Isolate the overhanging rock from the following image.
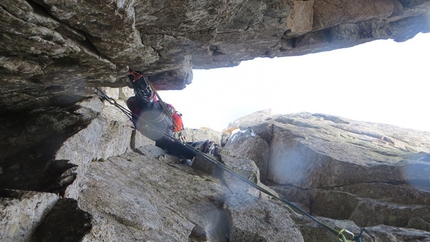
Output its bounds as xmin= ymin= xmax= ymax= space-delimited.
xmin=1 ymin=0 xmax=429 ymax=92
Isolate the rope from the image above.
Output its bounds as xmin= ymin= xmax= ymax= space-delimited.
xmin=94 ymin=87 xmax=365 ymax=242
xmin=179 ymin=141 xmax=362 ymax=242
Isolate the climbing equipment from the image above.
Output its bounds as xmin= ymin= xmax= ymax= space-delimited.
xmin=126 ymin=70 xmax=182 ymax=132
xmin=177 ymin=138 xmax=365 ymax=242
xmin=95 ymin=88 xmax=133 ymax=121
xmin=95 ymin=88 xmax=166 ymax=139
xmin=94 ymin=84 xmax=366 ymax=242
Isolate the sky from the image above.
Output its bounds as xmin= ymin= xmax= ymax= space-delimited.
xmin=159 ymin=33 xmax=430 ymax=132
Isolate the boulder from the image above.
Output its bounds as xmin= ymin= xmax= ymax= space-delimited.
xmin=77 ymin=149 xmax=306 ymax=241
xmin=226 ymin=110 xmax=430 ymax=239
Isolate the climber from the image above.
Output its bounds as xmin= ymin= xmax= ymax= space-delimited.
xmin=126 ymin=69 xmax=217 ymax=162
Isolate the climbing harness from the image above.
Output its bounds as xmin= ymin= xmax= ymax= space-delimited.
xmin=94 ymin=80 xmax=366 ymax=242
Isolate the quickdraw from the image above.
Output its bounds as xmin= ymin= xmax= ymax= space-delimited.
xmin=95 ymin=87 xmax=133 ymax=121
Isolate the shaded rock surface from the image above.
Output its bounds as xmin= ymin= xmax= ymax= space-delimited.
xmin=30 ymin=198 xmax=92 ymax=242
xmin=3 ymin=97 xmax=430 ymax=241
xmin=1 ymin=0 xmax=429 ymax=96
xmin=0 ymin=96 xmax=153 ymax=241
xmin=1 ymin=2 xmax=430 ymax=240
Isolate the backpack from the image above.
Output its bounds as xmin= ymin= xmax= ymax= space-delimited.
xmin=166 ymin=103 xmax=183 ymax=132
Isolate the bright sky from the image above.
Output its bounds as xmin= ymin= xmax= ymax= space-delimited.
xmin=159 ymin=33 xmax=430 ymax=132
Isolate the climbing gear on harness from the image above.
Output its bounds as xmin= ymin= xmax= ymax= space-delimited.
xmin=95 ymin=87 xmax=365 ymax=242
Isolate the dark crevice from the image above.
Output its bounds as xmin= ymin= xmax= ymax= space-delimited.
xmin=209 ymin=45 xmax=225 ymax=56
xmin=42 ymin=160 xmax=78 ymax=196
xmin=200 ymin=199 xmax=231 ymax=242
xmin=0 ymin=148 xmax=78 ymax=194
xmin=25 ymin=0 xmax=113 ymax=63
xmin=25 ymin=0 xmax=52 ymax=18
xmin=189 ymin=224 xmax=207 ymax=241
xmin=45 ymin=84 xmax=65 ymax=92
xmin=78 ymin=34 xmax=113 ymax=62
xmin=0 ymin=189 xmax=23 ymax=198
xmin=151 ymin=46 xmax=163 ymax=58
xmin=30 ymin=198 xmax=92 ymax=242
xmin=28 ymin=77 xmax=44 ymax=85
xmin=0 ymin=102 xmax=94 ymax=194
xmin=291 ymin=36 xmax=298 ymax=48
xmin=0 ymin=5 xmax=18 ymax=22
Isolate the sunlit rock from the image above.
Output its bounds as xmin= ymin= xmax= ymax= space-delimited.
xmin=1 ymin=0 xmax=430 ymax=240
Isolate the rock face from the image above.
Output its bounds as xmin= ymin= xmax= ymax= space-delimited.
xmin=2 ymin=1 xmax=430 ymax=241
xmin=3 ymin=100 xmax=430 ymax=241
xmin=228 ymin=111 xmax=430 ymax=234
xmin=1 ymin=0 xmax=429 ymax=94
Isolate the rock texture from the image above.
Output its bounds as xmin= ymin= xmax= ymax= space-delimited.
xmin=0 ymin=95 xmax=153 ymax=242
xmin=3 ymin=99 xmax=430 ymax=241
xmin=1 ymin=0 xmax=429 ymax=94
xmin=226 ymin=110 xmax=430 ymax=240
xmin=78 ymin=148 xmax=305 ymax=242
xmin=0 ymin=190 xmax=58 ymax=242
xmin=2 ymin=1 xmax=430 ymax=241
